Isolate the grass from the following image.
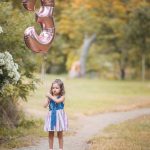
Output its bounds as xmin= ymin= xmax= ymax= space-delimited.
xmin=1 ymin=74 xmax=150 ymax=149
xmin=88 ymin=115 xmax=150 ymax=150
xmin=0 ymin=117 xmax=72 ymax=150
xmin=0 ymin=119 xmax=46 ymax=149
xmin=23 ymin=74 xmax=150 ymax=117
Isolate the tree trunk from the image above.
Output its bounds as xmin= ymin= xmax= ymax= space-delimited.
xmin=41 ymin=54 xmax=47 ymax=80
xmin=119 ymin=48 xmax=128 ymax=80
xmin=120 ymin=68 xmax=125 ymax=80
xmin=80 ymin=33 xmax=96 ymax=77
xmin=120 ymin=53 xmax=126 ymax=80
xmin=141 ymin=53 xmax=145 ymax=81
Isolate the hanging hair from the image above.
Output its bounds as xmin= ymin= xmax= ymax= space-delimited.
xmin=50 ymin=79 xmax=65 ymax=96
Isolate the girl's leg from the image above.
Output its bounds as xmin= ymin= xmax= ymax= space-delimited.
xmin=49 ymin=131 xmax=54 ymax=150
xmin=57 ymin=131 xmax=63 ymax=150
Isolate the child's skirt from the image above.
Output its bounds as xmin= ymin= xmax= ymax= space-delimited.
xmin=44 ymin=109 xmax=68 ymax=131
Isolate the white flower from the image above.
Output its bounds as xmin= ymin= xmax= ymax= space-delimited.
xmin=4 ymin=79 xmax=9 ymax=84
xmin=0 ymin=53 xmax=5 ymax=59
xmin=0 ymin=69 xmax=3 ymax=75
xmin=8 ymin=72 xmax=14 ymax=78
xmin=14 ymin=63 xmax=18 ymax=70
xmin=0 ymin=59 xmax=5 ymax=66
xmin=0 ymin=26 xmax=3 ymax=34
xmin=0 ymin=51 xmax=20 ymax=88
xmin=4 ymin=51 xmax=13 ymax=61
xmin=16 ymin=72 xmax=20 ymax=79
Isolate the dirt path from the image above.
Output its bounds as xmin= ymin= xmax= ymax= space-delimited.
xmin=15 ymin=108 xmax=150 ymax=150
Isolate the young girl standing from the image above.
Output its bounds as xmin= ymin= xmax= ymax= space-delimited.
xmin=44 ymin=79 xmax=68 ymax=150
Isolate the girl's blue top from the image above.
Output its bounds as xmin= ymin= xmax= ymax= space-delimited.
xmin=48 ymin=97 xmax=64 ymax=130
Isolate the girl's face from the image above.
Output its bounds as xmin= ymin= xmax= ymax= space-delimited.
xmin=52 ymin=83 xmax=61 ymax=96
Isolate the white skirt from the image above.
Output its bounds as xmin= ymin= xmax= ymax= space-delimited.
xmin=44 ymin=109 xmax=68 ymax=131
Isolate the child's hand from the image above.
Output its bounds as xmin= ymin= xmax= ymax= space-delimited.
xmin=46 ymin=93 xmax=53 ymax=99
xmin=46 ymin=93 xmax=50 ymax=98
xmin=46 ymin=93 xmax=51 ymax=97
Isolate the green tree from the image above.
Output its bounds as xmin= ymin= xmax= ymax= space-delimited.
xmin=0 ymin=1 xmax=38 ymax=127
xmin=57 ymin=0 xmax=101 ymax=76
xmin=126 ymin=2 xmax=150 ymax=80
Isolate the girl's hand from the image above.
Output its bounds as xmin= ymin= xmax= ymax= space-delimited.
xmin=46 ymin=93 xmax=49 ymax=98
xmin=46 ymin=93 xmax=53 ymax=99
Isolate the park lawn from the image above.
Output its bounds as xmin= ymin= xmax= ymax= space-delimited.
xmin=22 ymin=74 xmax=150 ymax=117
xmin=88 ymin=115 xmax=150 ymax=150
xmin=1 ymin=74 xmax=150 ymax=149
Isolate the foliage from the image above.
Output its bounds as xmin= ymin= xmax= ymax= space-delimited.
xmin=1 ymin=0 xmax=149 ymax=79
xmin=0 ymin=118 xmax=44 ymax=149
xmin=0 ymin=0 xmax=150 ymax=76
xmin=0 ymin=1 xmax=39 ymax=128
xmin=0 ymin=51 xmax=20 ymax=89
xmin=127 ymin=3 xmax=150 ymax=50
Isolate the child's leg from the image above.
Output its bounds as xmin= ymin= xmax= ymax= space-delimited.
xmin=57 ymin=131 xmax=63 ymax=150
xmin=49 ymin=131 xmax=54 ymax=149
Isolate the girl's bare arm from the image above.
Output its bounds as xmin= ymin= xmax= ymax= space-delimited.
xmin=46 ymin=94 xmax=65 ymax=104
xmin=53 ymin=95 xmax=65 ymax=103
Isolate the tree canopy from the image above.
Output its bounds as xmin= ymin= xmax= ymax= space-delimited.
xmin=0 ymin=0 xmax=150 ymax=79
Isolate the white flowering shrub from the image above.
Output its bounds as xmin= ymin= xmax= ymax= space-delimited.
xmin=0 ymin=26 xmax=3 ymax=34
xmin=0 ymin=51 xmax=20 ymax=89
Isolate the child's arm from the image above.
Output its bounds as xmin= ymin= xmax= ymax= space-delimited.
xmin=47 ymin=94 xmax=65 ymax=103
xmin=43 ymin=97 xmax=50 ymax=108
xmin=53 ymin=96 xmax=65 ymax=103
